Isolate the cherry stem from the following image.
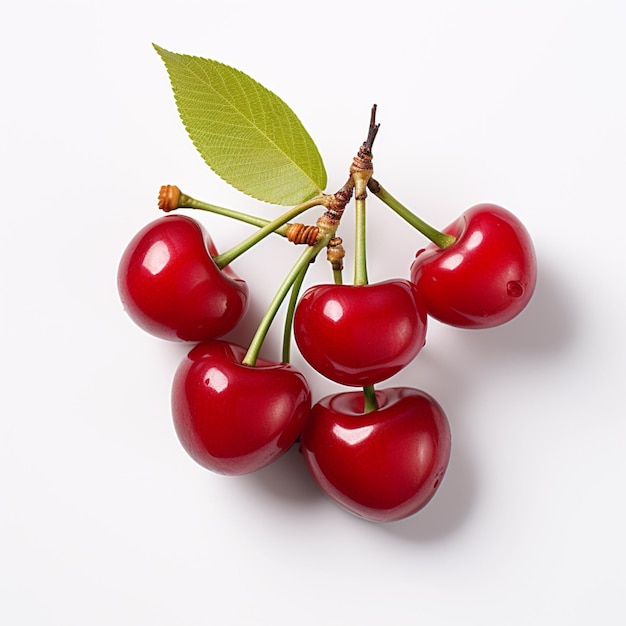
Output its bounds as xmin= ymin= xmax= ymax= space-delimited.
xmin=243 ymin=236 xmax=331 ymax=367
xmin=353 ymin=196 xmax=369 ymax=286
xmin=214 ymin=195 xmax=328 ymax=269
xmin=367 ymin=179 xmax=456 ymax=249
xmin=281 ymin=265 xmax=309 ymax=364
xmin=350 ymin=107 xmax=377 ymax=285
xmin=177 ymin=191 xmax=290 ymax=235
xmin=332 ymin=268 xmax=343 ymax=285
xmin=363 ymin=385 xmax=379 ymax=413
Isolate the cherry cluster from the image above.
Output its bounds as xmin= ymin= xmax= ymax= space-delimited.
xmin=117 ymin=116 xmax=536 ymax=523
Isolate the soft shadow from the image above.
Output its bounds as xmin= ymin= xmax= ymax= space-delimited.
xmin=222 ymin=297 xmax=271 ymax=352
xmin=455 ymin=259 xmax=576 ymax=358
xmin=381 ymin=442 xmax=478 ymax=541
xmin=246 ymin=444 xmax=325 ymax=506
xmin=157 ymin=337 xmax=196 ymax=363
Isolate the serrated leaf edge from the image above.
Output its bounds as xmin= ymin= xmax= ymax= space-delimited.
xmin=153 ymin=44 xmax=327 ymax=205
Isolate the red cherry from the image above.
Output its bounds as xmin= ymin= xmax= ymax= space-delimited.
xmin=410 ymin=204 xmax=536 ymax=328
xmin=117 ymin=215 xmax=248 ymax=341
xmin=300 ymin=387 xmax=451 ymax=522
xmin=293 ymin=279 xmax=427 ymax=386
xmin=171 ymin=340 xmax=312 ymax=475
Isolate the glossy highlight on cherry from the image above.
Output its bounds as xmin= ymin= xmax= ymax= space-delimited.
xmin=294 ymin=279 xmax=428 ymax=386
xmin=117 ymin=215 xmax=248 ymax=341
xmin=300 ymin=387 xmax=451 ymax=522
xmin=410 ymin=204 xmax=537 ymax=328
xmin=171 ymin=340 xmax=311 ymax=475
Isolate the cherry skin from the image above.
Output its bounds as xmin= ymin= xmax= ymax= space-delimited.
xmin=300 ymin=387 xmax=451 ymax=522
xmin=410 ymin=204 xmax=537 ymax=328
xmin=293 ymin=279 xmax=427 ymax=387
xmin=171 ymin=340 xmax=312 ymax=475
xmin=117 ymin=215 xmax=248 ymax=341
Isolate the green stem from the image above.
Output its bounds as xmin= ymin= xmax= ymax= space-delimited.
xmin=243 ymin=236 xmax=330 ymax=367
xmin=179 ymin=192 xmax=289 ymax=235
xmin=332 ymin=268 xmax=343 ymax=285
xmin=363 ymin=385 xmax=379 ymax=413
xmin=354 ymin=185 xmax=378 ymax=413
xmin=281 ymin=264 xmax=309 ymax=364
xmin=368 ymin=179 xmax=456 ymax=249
xmin=354 ymin=197 xmax=369 ymax=286
xmin=214 ymin=195 xmax=327 ymax=269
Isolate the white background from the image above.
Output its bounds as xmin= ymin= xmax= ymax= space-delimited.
xmin=2 ymin=1 xmax=625 ymax=624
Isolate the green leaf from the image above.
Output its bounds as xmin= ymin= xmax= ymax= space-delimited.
xmin=154 ymin=45 xmax=327 ymax=206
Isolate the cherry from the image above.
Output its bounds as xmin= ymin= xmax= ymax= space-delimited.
xmin=171 ymin=340 xmax=312 ymax=475
xmin=293 ymin=279 xmax=427 ymax=387
xmin=117 ymin=215 xmax=248 ymax=341
xmin=300 ymin=387 xmax=451 ymax=522
xmin=409 ymin=204 xmax=536 ymax=328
